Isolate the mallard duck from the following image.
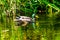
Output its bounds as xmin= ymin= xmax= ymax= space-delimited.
xmin=14 ymin=16 xmax=35 ymax=26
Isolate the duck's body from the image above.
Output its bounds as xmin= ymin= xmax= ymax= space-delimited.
xmin=14 ymin=16 xmax=35 ymax=26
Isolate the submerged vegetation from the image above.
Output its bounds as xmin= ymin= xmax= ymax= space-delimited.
xmin=0 ymin=0 xmax=60 ymax=40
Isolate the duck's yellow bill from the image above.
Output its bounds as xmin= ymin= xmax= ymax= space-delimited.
xmin=35 ymin=15 xmax=39 ymax=18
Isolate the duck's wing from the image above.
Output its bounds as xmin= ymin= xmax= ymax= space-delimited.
xmin=22 ymin=21 xmax=28 ymax=26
